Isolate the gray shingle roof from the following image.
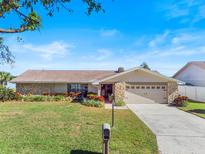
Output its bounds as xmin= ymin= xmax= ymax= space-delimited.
xmin=11 ymin=70 xmax=116 ymax=83
xmin=173 ymin=61 xmax=205 ymax=78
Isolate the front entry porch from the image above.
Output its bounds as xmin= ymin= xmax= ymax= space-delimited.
xmin=100 ymin=84 xmax=113 ymax=103
xmin=96 ymin=82 xmax=126 ymax=103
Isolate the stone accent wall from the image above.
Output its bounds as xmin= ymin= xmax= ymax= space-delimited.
xmin=167 ymin=82 xmax=179 ymax=104
xmin=114 ymin=82 xmax=125 ymax=102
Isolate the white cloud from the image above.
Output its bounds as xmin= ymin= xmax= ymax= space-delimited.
xmin=100 ymin=29 xmax=119 ymax=37
xmin=164 ymin=0 xmax=205 ymax=23
xmin=149 ymin=46 xmax=205 ymax=57
xmin=4 ymin=28 xmax=205 ymax=77
xmin=152 ymin=30 xmax=205 ymax=56
xmin=171 ymin=33 xmax=203 ymax=45
xmin=13 ymin=41 xmax=74 ymax=60
xmin=148 ymin=31 xmax=169 ymax=48
xmin=125 ymin=29 xmax=205 ymax=75
xmin=165 ymin=2 xmax=189 ymax=19
xmin=81 ymin=48 xmax=112 ymax=62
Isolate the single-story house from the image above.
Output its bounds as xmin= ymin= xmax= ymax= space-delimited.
xmin=11 ymin=67 xmax=178 ymax=104
xmin=173 ymin=61 xmax=205 ymax=87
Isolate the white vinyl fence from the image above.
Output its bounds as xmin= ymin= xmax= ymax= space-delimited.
xmin=178 ymin=85 xmax=205 ymax=102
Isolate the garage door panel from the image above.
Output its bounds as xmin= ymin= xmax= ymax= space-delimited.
xmin=126 ymin=83 xmax=167 ymax=104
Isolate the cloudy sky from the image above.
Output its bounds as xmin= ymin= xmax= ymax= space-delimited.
xmin=1 ymin=0 xmax=205 ymax=76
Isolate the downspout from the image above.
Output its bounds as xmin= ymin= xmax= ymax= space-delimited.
xmin=167 ymin=82 xmax=169 ymax=104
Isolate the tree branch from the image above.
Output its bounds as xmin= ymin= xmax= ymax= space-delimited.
xmin=12 ymin=5 xmax=40 ymax=24
xmin=3 ymin=0 xmax=40 ymax=24
xmin=0 ymin=1 xmax=40 ymax=34
xmin=0 ymin=26 xmax=27 ymax=33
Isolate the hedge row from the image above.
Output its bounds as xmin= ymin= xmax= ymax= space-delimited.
xmin=0 ymin=86 xmax=72 ymax=102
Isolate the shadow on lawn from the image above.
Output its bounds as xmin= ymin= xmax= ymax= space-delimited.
xmin=70 ymin=150 xmax=101 ymax=154
xmin=189 ymin=109 xmax=205 ymax=114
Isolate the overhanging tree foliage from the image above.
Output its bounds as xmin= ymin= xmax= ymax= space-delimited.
xmin=0 ymin=38 xmax=14 ymax=64
xmin=0 ymin=0 xmax=103 ymax=64
xmin=140 ymin=62 xmax=151 ymax=70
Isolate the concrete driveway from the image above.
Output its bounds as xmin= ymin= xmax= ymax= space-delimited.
xmin=127 ymin=104 xmax=205 ymax=154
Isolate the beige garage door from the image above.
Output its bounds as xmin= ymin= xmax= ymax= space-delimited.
xmin=125 ymin=83 xmax=167 ymax=104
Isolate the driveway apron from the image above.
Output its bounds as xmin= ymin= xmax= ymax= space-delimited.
xmin=127 ymin=104 xmax=205 ymax=154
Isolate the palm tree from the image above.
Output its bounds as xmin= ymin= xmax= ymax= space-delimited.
xmin=0 ymin=72 xmax=14 ymax=86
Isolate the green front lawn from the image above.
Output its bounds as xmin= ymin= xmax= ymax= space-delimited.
xmin=0 ymin=102 xmax=157 ymax=154
xmin=179 ymin=101 xmax=205 ymax=118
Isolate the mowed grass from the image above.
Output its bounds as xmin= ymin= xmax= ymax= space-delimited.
xmin=0 ymin=102 xmax=157 ymax=154
xmin=179 ymin=101 xmax=205 ymax=118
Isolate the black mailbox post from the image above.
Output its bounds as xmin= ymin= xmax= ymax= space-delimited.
xmin=102 ymin=123 xmax=111 ymax=154
xmin=112 ymin=99 xmax=115 ymax=127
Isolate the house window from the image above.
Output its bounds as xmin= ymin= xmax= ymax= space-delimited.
xmin=157 ymin=86 xmax=160 ymax=89
xmin=131 ymin=86 xmax=135 ymax=89
xmin=126 ymin=86 xmax=130 ymax=89
xmin=67 ymin=83 xmax=88 ymax=93
xmin=161 ymin=86 xmax=166 ymax=89
xmin=151 ymin=86 xmax=155 ymax=89
xmin=146 ymin=86 xmax=150 ymax=89
xmin=141 ymin=86 xmax=145 ymax=89
xmin=136 ymin=86 xmax=140 ymax=89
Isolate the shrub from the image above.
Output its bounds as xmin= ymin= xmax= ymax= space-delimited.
xmin=87 ymin=92 xmax=97 ymax=96
xmin=33 ymin=95 xmax=47 ymax=102
xmin=0 ymin=86 xmax=16 ymax=101
xmin=82 ymin=99 xmax=104 ymax=108
xmin=45 ymin=96 xmax=54 ymax=102
xmin=65 ymin=96 xmax=73 ymax=102
xmin=53 ymin=93 xmax=65 ymax=96
xmin=21 ymin=95 xmax=46 ymax=102
xmin=21 ymin=95 xmax=30 ymax=102
xmin=67 ymin=92 xmax=81 ymax=98
xmin=0 ymin=86 xmax=73 ymax=103
xmin=97 ymin=96 xmax=105 ymax=102
xmin=87 ymin=95 xmax=105 ymax=102
xmin=42 ymin=92 xmax=49 ymax=96
xmin=53 ymin=95 xmax=65 ymax=101
xmin=173 ymin=96 xmax=188 ymax=107
xmin=21 ymin=95 xmax=72 ymax=102
xmin=15 ymin=92 xmax=23 ymax=101
xmin=115 ymin=100 xmax=126 ymax=106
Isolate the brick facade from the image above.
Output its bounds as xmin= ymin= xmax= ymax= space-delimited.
xmin=16 ymin=83 xmax=55 ymax=95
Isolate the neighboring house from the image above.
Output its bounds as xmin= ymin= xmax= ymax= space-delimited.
xmin=173 ymin=61 xmax=205 ymax=87
xmin=11 ymin=67 xmax=178 ymax=104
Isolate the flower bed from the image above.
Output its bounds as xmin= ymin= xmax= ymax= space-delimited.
xmin=80 ymin=94 xmax=105 ymax=108
xmin=172 ymin=95 xmax=188 ymax=107
xmin=87 ymin=95 xmax=105 ymax=102
xmin=1 ymin=87 xmax=103 ymax=107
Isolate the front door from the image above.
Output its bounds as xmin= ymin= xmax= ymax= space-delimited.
xmin=101 ymin=84 xmax=113 ymax=99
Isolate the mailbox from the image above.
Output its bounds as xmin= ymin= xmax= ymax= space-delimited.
xmin=102 ymin=123 xmax=111 ymax=140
